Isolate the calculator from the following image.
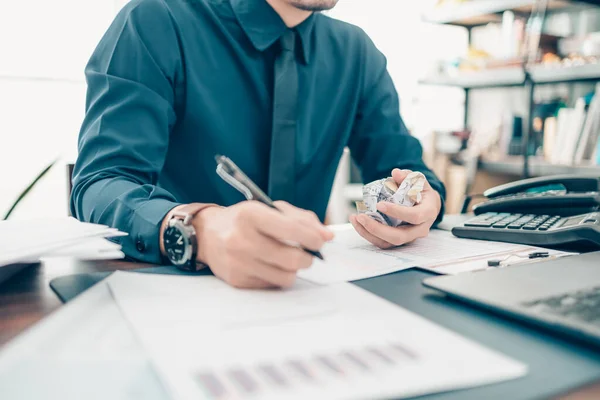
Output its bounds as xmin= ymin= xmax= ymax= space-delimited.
xmin=452 ymin=212 xmax=600 ymax=249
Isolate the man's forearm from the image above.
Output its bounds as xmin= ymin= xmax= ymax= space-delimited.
xmin=71 ymin=176 xmax=181 ymax=264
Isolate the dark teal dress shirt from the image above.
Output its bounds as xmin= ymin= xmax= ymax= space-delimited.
xmin=71 ymin=0 xmax=446 ymax=264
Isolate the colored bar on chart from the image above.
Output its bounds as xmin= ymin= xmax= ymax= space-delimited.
xmin=316 ymin=355 xmax=345 ymax=375
xmin=195 ymin=372 xmax=229 ymax=399
xmin=228 ymin=368 xmax=259 ymax=394
xmin=258 ymin=364 xmax=289 ymax=388
xmin=341 ymin=351 xmax=371 ymax=371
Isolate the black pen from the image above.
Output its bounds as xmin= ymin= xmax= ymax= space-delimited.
xmin=215 ymin=154 xmax=324 ymax=261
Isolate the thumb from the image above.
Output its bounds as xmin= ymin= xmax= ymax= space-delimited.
xmin=391 ymin=168 xmax=412 ymax=185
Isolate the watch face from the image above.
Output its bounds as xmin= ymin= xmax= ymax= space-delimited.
xmin=164 ymin=224 xmax=189 ymax=265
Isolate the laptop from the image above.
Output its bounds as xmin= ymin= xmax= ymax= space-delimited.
xmin=423 ymin=251 xmax=600 ymax=347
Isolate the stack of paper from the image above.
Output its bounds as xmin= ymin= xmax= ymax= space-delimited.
xmin=0 ymin=217 xmax=127 ymax=268
xmin=105 ymin=271 xmax=527 ymax=400
xmin=0 ymin=223 xmax=533 ymax=399
xmin=0 ymin=271 xmax=527 ymax=400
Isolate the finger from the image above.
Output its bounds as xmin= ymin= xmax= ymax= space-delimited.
xmin=393 ymin=169 xmax=434 ymax=191
xmin=215 ymin=269 xmax=275 ymax=290
xmin=244 ymin=276 xmax=278 ymax=289
xmin=357 ymin=214 xmax=429 ymax=247
xmin=274 ymin=201 xmax=333 ymax=241
xmin=247 ymin=259 xmax=298 ymax=288
xmin=376 ymin=202 xmax=435 ymax=225
xmin=350 ymin=215 xmax=394 ymax=249
xmin=249 ymin=205 xmax=326 ymax=251
xmin=391 ymin=168 xmax=412 ymax=185
xmin=253 ymin=233 xmax=314 ymax=272
xmin=274 ymin=201 xmax=334 ymax=241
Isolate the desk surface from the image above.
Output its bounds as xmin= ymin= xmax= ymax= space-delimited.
xmin=2 ymin=259 xmax=600 ymax=400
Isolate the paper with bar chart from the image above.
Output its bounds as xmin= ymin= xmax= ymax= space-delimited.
xmin=107 ymin=271 xmax=527 ymax=400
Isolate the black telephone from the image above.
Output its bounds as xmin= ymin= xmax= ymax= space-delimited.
xmin=453 ymin=175 xmax=600 ymax=249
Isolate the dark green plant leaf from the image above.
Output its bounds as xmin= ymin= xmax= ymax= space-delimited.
xmin=3 ymin=159 xmax=59 ymax=220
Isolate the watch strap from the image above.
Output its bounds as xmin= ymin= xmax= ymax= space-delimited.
xmin=170 ymin=203 xmax=217 ymax=226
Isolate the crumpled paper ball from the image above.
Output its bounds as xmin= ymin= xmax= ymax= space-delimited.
xmin=355 ymin=171 xmax=426 ymax=227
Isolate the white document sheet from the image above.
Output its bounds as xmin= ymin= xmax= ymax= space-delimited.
xmin=0 ymin=217 xmax=126 ymax=267
xmin=0 ymin=279 xmax=168 ymax=400
xmin=421 ymin=247 xmax=576 ymax=274
xmin=107 ymin=271 xmax=527 ymax=400
xmin=298 ymin=225 xmax=529 ymax=284
xmin=41 ymin=237 xmax=125 ymax=260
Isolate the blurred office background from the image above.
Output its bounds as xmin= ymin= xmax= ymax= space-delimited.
xmin=2 ymin=0 xmax=600 ymax=224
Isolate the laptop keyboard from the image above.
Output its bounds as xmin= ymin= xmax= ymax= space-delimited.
xmin=522 ymin=287 xmax=600 ymax=328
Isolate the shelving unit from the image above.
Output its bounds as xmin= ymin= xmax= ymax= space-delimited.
xmin=529 ymin=62 xmax=600 ymax=83
xmin=420 ymin=67 xmax=526 ymax=88
xmin=423 ymin=0 xmax=600 ymax=27
xmin=420 ymin=63 xmax=600 ymax=87
xmin=421 ymin=0 xmax=600 ymax=179
xmin=479 ymin=156 xmax=600 ymax=176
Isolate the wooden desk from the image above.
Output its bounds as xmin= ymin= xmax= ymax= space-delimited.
xmin=0 ymin=258 xmax=144 ymax=346
xmin=1 ymin=258 xmax=600 ymax=399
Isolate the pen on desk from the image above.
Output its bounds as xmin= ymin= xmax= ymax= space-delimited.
xmin=215 ymin=154 xmax=325 ymax=261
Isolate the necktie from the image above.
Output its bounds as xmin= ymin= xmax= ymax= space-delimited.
xmin=268 ymin=29 xmax=298 ymax=203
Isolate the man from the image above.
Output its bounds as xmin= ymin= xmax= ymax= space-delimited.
xmin=71 ymin=0 xmax=446 ymax=289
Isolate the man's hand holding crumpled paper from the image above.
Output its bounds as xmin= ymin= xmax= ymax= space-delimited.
xmin=350 ymin=168 xmax=442 ymax=249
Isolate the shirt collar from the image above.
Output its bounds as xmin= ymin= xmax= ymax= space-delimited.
xmin=230 ymin=0 xmax=315 ymax=64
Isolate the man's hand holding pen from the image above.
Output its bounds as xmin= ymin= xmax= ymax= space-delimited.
xmin=194 ymin=201 xmax=333 ymax=289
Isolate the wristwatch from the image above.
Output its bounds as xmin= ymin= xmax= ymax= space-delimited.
xmin=162 ymin=204 xmax=214 ymax=271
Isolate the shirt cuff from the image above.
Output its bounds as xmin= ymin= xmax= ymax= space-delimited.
xmin=428 ymin=180 xmax=446 ymax=227
xmin=120 ymin=199 xmax=181 ymax=264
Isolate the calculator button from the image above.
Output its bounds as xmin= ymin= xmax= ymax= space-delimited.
xmin=493 ymin=223 xmax=509 ymax=228
xmin=538 ymin=226 xmax=550 ymax=231
xmin=465 ymin=221 xmax=494 ymax=227
xmin=523 ymin=225 xmax=537 ymax=230
xmin=508 ymin=218 xmax=533 ymax=229
xmin=480 ymin=212 xmax=498 ymax=219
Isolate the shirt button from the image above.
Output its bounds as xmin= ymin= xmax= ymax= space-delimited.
xmin=136 ymin=239 xmax=145 ymax=252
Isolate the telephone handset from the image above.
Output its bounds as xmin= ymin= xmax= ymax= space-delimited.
xmin=466 ymin=175 xmax=600 ymax=217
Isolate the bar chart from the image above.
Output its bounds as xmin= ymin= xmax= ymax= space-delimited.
xmin=193 ymin=341 xmax=419 ymax=399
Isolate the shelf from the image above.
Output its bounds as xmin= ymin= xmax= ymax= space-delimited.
xmin=479 ymin=157 xmax=600 ymax=176
xmin=529 ymin=62 xmax=600 ymax=83
xmin=423 ymin=0 xmax=599 ymax=27
xmin=420 ymin=63 xmax=600 ymax=88
xmin=420 ymin=67 xmax=525 ymax=88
